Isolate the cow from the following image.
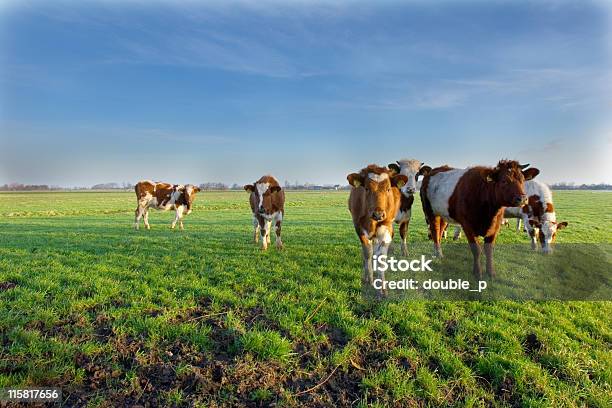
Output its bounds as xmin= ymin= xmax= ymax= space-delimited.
xmin=244 ymin=175 xmax=285 ymax=250
xmin=501 ymin=207 xmax=525 ymax=232
xmin=504 ymin=179 xmax=568 ymax=253
xmin=134 ymin=181 xmax=201 ymax=230
xmin=347 ymin=164 xmax=408 ymax=296
xmin=387 ymin=159 xmax=431 ymax=256
xmin=420 ymin=160 xmax=539 ymax=278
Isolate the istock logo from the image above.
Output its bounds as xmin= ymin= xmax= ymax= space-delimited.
xmin=372 ymin=255 xmax=433 ymax=272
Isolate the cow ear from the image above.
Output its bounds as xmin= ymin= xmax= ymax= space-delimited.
xmin=522 ymin=168 xmax=540 ymax=180
xmin=270 ymin=186 xmax=282 ymax=193
xmin=347 ymin=173 xmax=363 ymax=188
xmin=388 ymin=163 xmax=401 ymax=175
xmin=244 ymin=184 xmax=255 ymax=192
xmin=418 ymin=165 xmax=432 ymax=176
xmin=392 ymin=175 xmax=408 ymax=188
xmin=557 ymin=221 xmax=568 ymax=230
xmin=193 ymin=186 xmax=201 ymax=193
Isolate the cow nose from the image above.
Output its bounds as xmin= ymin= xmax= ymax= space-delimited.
xmin=371 ymin=210 xmax=385 ymax=221
xmin=258 ymin=207 xmax=265 ymax=214
xmin=514 ymin=195 xmax=527 ymax=206
xmin=406 ymin=188 xmax=416 ymax=194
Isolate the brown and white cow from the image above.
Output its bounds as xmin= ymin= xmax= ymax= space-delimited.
xmin=420 ymin=160 xmax=539 ymax=278
xmin=134 ymin=181 xmax=201 ymax=230
xmin=505 ymin=179 xmax=568 ymax=253
xmin=347 ymin=164 xmax=408 ymax=295
xmin=244 ymin=175 xmax=285 ymax=250
xmin=387 ymin=159 xmax=431 ymax=256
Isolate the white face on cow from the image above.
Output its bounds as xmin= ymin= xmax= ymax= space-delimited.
xmin=539 ymin=220 xmax=568 ymax=254
xmin=181 ymin=184 xmax=201 ymax=214
xmin=389 ymin=159 xmax=426 ymax=197
xmin=531 ymin=215 xmax=568 ymax=254
xmin=540 ymin=221 xmax=556 ymax=253
xmin=256 ymin=182 xmax=270 ymax=214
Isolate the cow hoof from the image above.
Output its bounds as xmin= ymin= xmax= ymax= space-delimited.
xmin=276 ymin=243 xmax=284 ymax=250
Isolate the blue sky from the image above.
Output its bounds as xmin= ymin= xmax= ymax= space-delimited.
xmin=1 ymin=0 xmax=610 ymax=186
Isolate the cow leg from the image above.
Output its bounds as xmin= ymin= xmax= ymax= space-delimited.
xmin=430 ymin=216 xmax=443 ymax=257
xmin=516 ymin=217 xmax=522 ymax=232
xmin=171 ymin=206 xmax=185 ymax=229
xmin=134 ymin=206 xmax=144 ymax=230
xmin=527 ymin=224 xmax=538 ymax=250
xmin=258 ymin=217 xmax=269 ymax=250
xmin=399 ymin=221 xmax=409 ymax=256
xmin=143 ymin=209 xmax=151 ymax=230
xmin=453 ymin=226 xmax=462 ymax=240
xmin=463 ymin=229 xmax=482 ymax=279
xmin=483 ymin=235 xmax=496 ymax=278
xmin=374 ymin=225 xmax=393 ymax=297
xmin=274 ymin=213 xmax=283 ymax=249
xmin=440 ymin=220 xmax=448 ymax=242
xmin=266 ymin=220 xmax=272 ymax=245
xmin=359 ymin=234 xmax=373 ymax=285
xmin=252 ymin=216 xmax=260 ymax=243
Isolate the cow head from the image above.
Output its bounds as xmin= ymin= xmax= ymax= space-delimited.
xmin=347 ymin=164 xmax=408 ymax=221
xmin=487 ymin=160 xmax=539 ymax=207
xmin=388 ymin=159 xmax=432 ymax=196
xmin=182 ymin=184 xmax=201 ymax=214
xmin=244 ymin=182 xmax=282 ymax=215
xmin=529 ymin=219 xmax=568 ymax=254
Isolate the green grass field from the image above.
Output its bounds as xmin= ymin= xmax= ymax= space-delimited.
xmin=0 ymin=190 xmax=610 ymax=407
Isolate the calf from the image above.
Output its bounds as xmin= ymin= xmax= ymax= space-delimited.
xmin=134 ymin=181 xmax=201 ymax=230
xmin=387 ymin=159 xmax=431 ymax=256
xmin=420 ymin=160 xmax=539 ymax=278
xmin=347 ymin=164 xmax=408 ymax=296
xmin=512 ymin=180 xmax=568 ymax=253
xmin=244 ymin=175 xmax=285 ymax=250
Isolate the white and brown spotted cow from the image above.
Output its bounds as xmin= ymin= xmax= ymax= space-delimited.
xmin=348 ymin=164 xmax=408 ymax=296
xmin=244 ymin=175 xmax=285 ymax=250
xmin=387 ymin=159 xmax=431 ymax=256
xmin=505 ymin=179 xmax=568 ymax=253
xmin=134 ymin=181 xmax=201 ymax=230
xmin=420 ymin=161 xmax=539 ymax=278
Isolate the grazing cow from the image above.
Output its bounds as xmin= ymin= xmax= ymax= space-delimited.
xmin=387 ymin=159 xmax=431 ymax=256
xmin=347 ymin=164 xmax=408 ymax=296
xmin=512 ymin=180 xmax=568 ymax=253
xmin=134 ymin=181 xmax=201 ymax=230
xmin=420 ymin=160 xmax=539 ymax=278
xmin=244 ymin=175 xmax=285 ymax=250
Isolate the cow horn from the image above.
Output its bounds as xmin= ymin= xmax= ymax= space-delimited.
xmin=519 ymin=163 xmax=530 ymax=169
xmin=396 ymin=161 xmax=401 ymax=165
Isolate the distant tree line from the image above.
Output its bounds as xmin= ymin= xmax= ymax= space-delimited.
xmin=3 ymin=181 xmax=609 ymax=192
xmin=90 ymin=182 xmax=134 ymax=190
xmin=550 ymin=182 xmax=612 ymax=191
xmin=0 ymin=183 xmax=62 ymax=191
